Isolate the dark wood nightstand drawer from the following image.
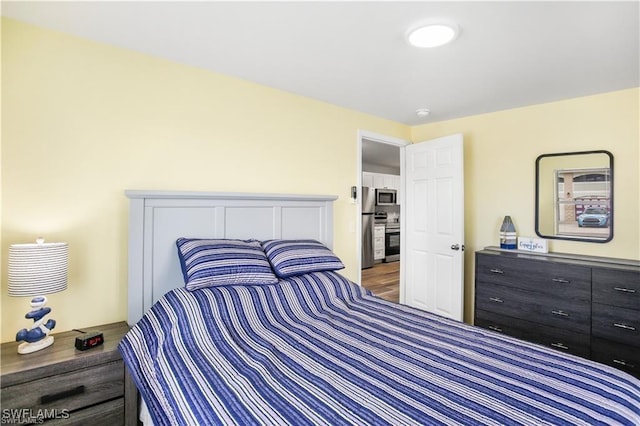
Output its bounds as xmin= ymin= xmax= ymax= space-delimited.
xmin=2 ymin=360 xmax=124 ymax=412
xmin=591 ymin=337 xmax=640 ymax=378
xmin=592 ymin=268 xmax=640 ymax=310
xmin=47 ymin=397 xmax=125 ymax=426
xmin=476 ymin=253 xmax=591 ymax=298
xmin=475 ymin=282 xmax=590 ymax=333
xmin=592 ymin=303 xmax=640 ymax=347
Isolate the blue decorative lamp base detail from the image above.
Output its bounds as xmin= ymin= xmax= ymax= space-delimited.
xmin=16 ymin=296 xmax=57 ymax=355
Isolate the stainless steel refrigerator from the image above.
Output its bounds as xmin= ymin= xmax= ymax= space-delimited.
xmin=361 ymin=186 xmax=375 ymax=269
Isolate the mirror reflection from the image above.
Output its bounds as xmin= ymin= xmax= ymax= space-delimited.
xmin=536 ymin=151 xmax=613 ymax=243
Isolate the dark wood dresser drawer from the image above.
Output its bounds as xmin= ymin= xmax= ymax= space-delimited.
xmin=474 ymin=248 xmax=640 ymax=377
xmin=476 ymin=282 xmax=590 ymax=333
xmin=476 ymin=310 xmax=590 ymax=357
xmin=592 ymin=268 xmax=640 ymax=310
xmin=531 ymin=332 xmax=590 ymax=358
xmin=592 ymin=303 xmax=640 ymax=347
xmin=591 ymin=337 xmax=640 ymax=378
xmin=476 ymin=253 xmax=591 ymax=298
xmin=475 ymin=310 xmax=528 ymax=340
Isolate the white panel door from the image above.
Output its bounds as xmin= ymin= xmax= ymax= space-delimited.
xmin=403 ymin=134 xmax=464 ymax=321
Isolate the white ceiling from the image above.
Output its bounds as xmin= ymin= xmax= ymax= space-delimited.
xmin=3 ymin=1 xmax=638 ymax=128
xmin=362 ymin=139 xmax=401 ymax=172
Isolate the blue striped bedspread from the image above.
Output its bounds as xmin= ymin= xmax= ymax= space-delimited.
xmin=119 ymin=271 xmax=640 ymax=425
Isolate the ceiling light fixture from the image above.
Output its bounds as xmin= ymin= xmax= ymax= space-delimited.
xmin=416 ymin=108 xmax=431 ymax=118
xmin=407 ymin=22 xmax=459 ymax=48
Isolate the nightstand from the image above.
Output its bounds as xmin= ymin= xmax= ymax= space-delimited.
xmin=1 ymin=322 xmax=137 ymax=425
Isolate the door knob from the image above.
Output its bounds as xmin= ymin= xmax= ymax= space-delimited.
xmin=451 ymin=244 xmax=460 ymax=250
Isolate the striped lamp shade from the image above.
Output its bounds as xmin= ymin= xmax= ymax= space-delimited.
xmin=8 ymin=241 xmax=68 ymax=297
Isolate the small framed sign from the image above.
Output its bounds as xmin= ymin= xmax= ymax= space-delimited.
xmin=517 ymin=237 xmax=548 ymax=253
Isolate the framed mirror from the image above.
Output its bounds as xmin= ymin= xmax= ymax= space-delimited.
xmin=535 ymin=150 xmax=613 ymax=243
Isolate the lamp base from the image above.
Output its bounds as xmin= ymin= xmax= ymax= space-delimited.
xmin=16 ymin=295 xmax=57 ymax=354
xmin=18 ymin=335 xmax=54 ymax=354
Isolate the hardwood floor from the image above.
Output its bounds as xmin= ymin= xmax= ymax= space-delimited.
xmin=362 ymin=261 xmax=399 ymax=303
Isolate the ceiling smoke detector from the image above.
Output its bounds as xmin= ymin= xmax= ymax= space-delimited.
xmin=416 ymin=108 xmax=431 ymax=118
xmin=407 ymin=22 xmax=459 ymax=48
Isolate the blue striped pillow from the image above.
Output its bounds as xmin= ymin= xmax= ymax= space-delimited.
xmin=176 ymin=238 xmax=279 ymax=290
xmin=262 ymin=239 xmax=344 ymax=278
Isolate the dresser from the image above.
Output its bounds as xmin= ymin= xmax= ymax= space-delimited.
xmin=1 ymin=322 xmax=137 ymax=425
xmin=475 ymin=247 xmax=640 ymax=377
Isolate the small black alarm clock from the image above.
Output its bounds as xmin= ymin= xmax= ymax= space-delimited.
xmin=75 ymin=331 xmax=104 ymax=351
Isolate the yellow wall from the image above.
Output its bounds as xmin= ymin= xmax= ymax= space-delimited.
xmin=412 ymin=88 xmax=640 ymax=321
xmin=3 ymin=18 xmax=639 ymax=341
xmin=1 ymin=19 xmax=410 ymax=341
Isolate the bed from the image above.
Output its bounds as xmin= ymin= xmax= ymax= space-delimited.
xmin=119 ymin=191 xmax=640 ymax=426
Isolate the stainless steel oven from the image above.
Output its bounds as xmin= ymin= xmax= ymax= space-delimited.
xmin=384 ymin=223 xmax=400 ymax=262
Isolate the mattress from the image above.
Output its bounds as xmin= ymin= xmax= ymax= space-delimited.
xmin=119 ymin=271 xmax=640 ymax=425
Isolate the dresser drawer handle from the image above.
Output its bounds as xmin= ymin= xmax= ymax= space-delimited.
xmin=489 ymin=297 xmax=504 ymax=303
xmin=613 ymin=323 xmax=636 ymax=331
xmin=551 ymin=342 xmax=569 ymax=350
xmin=551 ymin=310 xmax=569 ymax=317
xmin=552 ymin=278 xmax=570 ymax=284
xmin=41 ymin=385 xmax=86 ymax=405
xmin=613 ymin=359 xmax=636 ymax=368
xmin=489 ymin=268 xmax=504 ymax=274
xmin=488 ymin=325 xmax=503 ymax=332
xmin=613 ymin=287 xmax=636 ymax=293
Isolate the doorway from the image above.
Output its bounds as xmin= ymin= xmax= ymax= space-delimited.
xmin=357 ymin=130 xmax=409 ymax=303
xmin=361 ymin=261 xmax=400 ymax=302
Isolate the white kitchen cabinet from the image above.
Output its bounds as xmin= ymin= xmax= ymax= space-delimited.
xmin=373 ymin=174 xmax=386 ymax=189
xmin=362 ymin=172 xmax=374 ymax=188
xmin=374 ymin=225 xmax=386 ymax=260
xmin=383 ymin=174 xmax=399 ymax=190
xmin=363 ymin=172 xmax=399 ymax=189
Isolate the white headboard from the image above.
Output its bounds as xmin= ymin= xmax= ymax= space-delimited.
xmin=125 ymin=190 xmax=338 ymax=325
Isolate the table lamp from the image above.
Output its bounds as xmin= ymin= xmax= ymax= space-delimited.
xmin=8 ymin=238 xmax=68 ymax=354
